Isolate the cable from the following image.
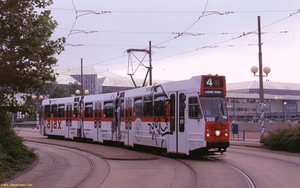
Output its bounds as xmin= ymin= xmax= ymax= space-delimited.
xmin=154 ymin=9 xmax=300 ymax=62
xmin=67 ymin=0 xmax=78 ymax=38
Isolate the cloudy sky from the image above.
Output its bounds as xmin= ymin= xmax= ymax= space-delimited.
xmin=47 ymin=0 xmax=300 ymax=83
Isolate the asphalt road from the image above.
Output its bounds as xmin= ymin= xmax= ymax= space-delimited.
xmin=222 ymin=145 xmax=300 ymax=188
xmin=5 ymin=129 xmax=300 ymax=188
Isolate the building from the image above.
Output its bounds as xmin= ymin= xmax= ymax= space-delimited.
xmin=227 ymin=80 xmax=300 ymax=122
xmin=53 ymin=66 xmax=167 ymax=94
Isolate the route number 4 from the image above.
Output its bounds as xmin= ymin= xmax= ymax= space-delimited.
xmin=206 ymin=78 xmax=213 ymax=87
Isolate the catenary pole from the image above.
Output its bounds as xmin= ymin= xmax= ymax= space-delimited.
xmin=258 ymin=16 xmax=265 ymax=137
xmin=149 ymin=41 xmax=152 ymax=86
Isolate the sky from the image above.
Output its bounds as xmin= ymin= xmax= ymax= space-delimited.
xmin=47 ymin=0 xmax=300 ymax=84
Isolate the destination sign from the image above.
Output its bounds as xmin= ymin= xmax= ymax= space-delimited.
xmin=203 ymin=89 xmax=224 ymax=95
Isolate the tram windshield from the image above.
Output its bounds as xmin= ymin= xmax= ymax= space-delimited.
xmin=200 ymin=97 xmax=228 ymax=122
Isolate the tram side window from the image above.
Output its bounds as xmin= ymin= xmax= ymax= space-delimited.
xmin=95 ymin=102 xmax=101 ymax=119
xmin=58 ymin=104 xmax=65 ymax=118
xmin=154 ymin=95 xmax=166 ymax=117
xmin=85 ymin=103 xmax=93 ymax=118
xmin=120 ymin=100 xmax=124 ymax=118
xmin=52 ymin=105 xmax=58 ymax=117
xmin=74 ymin=103 xmax=78 ymax=118
xmin=170 ymin=94 xmax=175 ymax=132
xmin=45 ymin=105 xmax=51 ymax=118
xmin=143 ymin=95 xmax=153 ymax=117
xmin=104 ymin=101 xmax=113 ymax=118
xmin=188 ymin=97 xmax=202 ymax=119
xmin=134 ymin=97 xmax=142 ymax=117
xmin=179 ymin=93 xmax=186 ymax=132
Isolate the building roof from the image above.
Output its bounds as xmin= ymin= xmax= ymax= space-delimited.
xmin=56 ymin=74 xmax=80 ymax=85
xmin=99 ymin=77 xmax=136 ymax=87
xmin=226 ymin=80 xmax=300 ymax=100
xmin=53 ymin=66 xmax=169 ymax=88
xmin=227 ymin=92 xmax=300 ymax=100
xmin=227 ymin=80 xmax=300 ymax=91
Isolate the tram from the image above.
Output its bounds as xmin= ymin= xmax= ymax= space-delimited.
xmin=41 ymin=75 xmax=230 ymax=156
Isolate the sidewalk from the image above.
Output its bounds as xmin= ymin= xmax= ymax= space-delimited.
xmin=230 ymin=131 xmax=264 ymax=148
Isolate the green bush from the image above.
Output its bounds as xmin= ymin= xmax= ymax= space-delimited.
xmin=260 ymin=125 xmax=300 ymax=152
xmin=0 ymin=111 xmax=36 ymax=183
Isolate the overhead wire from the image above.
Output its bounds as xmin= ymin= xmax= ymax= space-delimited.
xmin=59 ymin=1 xmax=300 ymax=71
xmin=67 ymin=0 xmax=78 ymax=39
xmin=154 ymin=0 xmax=211 ymax=46
xmin=154 ymin=9 xmax=300 ymax=62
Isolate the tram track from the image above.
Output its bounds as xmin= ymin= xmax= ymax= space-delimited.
xmin=25 ymin=150 xmax=56 ymax=184
xmin=174 ymin=159 xmax=198 ymax=188
xmin=15 ymin=130 xmax=300 ymax=187
xmin=23 ymin=141 xmax=101 ymax=188
xmin=208 ymin=157 xmax=256 ymax=188
xmin=71 ymin=151 xmax=96 ymax=188
xmin=18 ymin=132 xmax=252 ymax=188
xmin=24 ymin=139 xmax=253 ymax=188
xmin=24 ymin=139 xmax=199 ymax=188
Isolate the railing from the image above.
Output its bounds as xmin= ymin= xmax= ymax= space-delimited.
xmin=13 ymin=121 xmax=39 ymax=129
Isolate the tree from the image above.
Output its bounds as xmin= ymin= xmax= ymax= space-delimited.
xmin=0 ymin=0 xmax=65 ymax=113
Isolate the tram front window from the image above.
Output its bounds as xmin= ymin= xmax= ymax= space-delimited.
xmin=200 ymin=97 xmax=228 ymax=122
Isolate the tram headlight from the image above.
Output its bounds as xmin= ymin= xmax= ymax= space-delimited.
xmin=225 ymin=129 xmax=228 ymax=137
xmin=215 ymin=130 xmax=221 ymax=137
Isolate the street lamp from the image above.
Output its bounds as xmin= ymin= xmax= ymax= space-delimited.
xmin=75 ymin=89 xmax=89 ymax=95
xmin=75 ymin=90 xmax=81 ymax=95
xmin=250 ymin=65 xmax=271 ymax=137
xmin=283 ymin=101 xmax=287 ymax=122
xmin=250 ymin=66 xmax=271 ymax=76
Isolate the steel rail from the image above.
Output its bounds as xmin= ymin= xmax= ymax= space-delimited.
xmin=208 ymin=157 xmax=256 ymax=188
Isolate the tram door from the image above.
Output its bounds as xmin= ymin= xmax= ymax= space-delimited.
xmin=65 ymin=104 xmax=72 ymax=139
xmin=125 ymin=98 xmax=133 ymax=146
xmin=94 ymin=102 xmax=102 ymax=142
xmin=168 ymin=91 xmax=187 ymax=155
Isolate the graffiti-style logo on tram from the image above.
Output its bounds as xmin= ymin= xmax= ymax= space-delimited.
xmin=46 ymin=114 xmax=62 ymax=133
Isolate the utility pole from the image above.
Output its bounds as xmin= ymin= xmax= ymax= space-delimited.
xmin=149 ymin=41 xmax=152 ymax=86
xmin=81 ymin=58 xmax=84 ymax=94
xmin=258 ymin=16 xmax=263 ymax=104
xmin=250 ymin=16 xmax=271 ymax=138
xmin=257 ymin=16 xmax=265 ymax=137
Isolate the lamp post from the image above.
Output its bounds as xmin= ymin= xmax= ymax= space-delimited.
xmin=250 ymin=66 xmax=270 ymax=137
xmin=250 ymin=16 xmax=271 ymax=138
xmin=275 ymin=96 xmax=283 ymax=121
xmin=283 ymin=101 xmax=287 ymax=122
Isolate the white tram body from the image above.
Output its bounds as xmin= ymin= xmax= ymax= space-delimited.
xmin=41 ymin=75 xmax=230 ymax=155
